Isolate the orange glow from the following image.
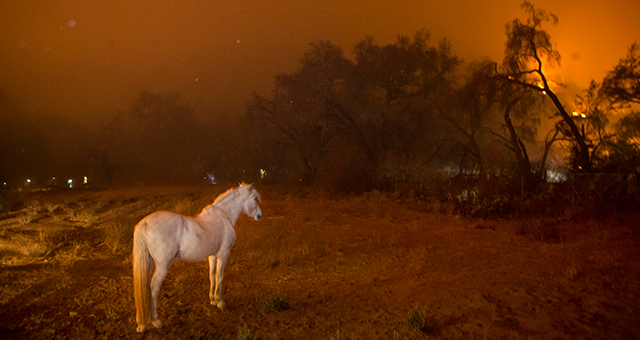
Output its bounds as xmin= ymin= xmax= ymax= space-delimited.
xmin=0 ymin=0 xmax=638 ymax=125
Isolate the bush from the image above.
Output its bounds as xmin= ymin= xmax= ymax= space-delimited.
xmin=260 ymin=292 xmax=289 ymax=313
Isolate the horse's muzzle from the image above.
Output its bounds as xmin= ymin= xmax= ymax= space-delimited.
xmin=255 ymin=212 xmax=263 ymax=220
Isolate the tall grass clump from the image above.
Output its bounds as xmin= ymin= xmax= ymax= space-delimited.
xmin=403 ymin=304 xmax=436 ymax=334
xmin=18 ymin=205 xmax=40 ymax=225
xmin=237 ymin=323 xmax=256 ymax=340
xmin=404 ymin=304 xmax=425 ymax=331
xmin=260 ymin=292 xmax=289 ymax=313
xmin=102 ymin=209 xmax=138 ymax=254
xmin=4 ymin=227 xmax=66 ymax=259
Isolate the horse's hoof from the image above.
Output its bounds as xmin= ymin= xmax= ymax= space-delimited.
xmin=136 ymin=325 xmax=146 ymax=333
xmin=217 ymin=301 xmax=226 ymax=311
xmin=152 ymin=319 xmax=163 ymax=329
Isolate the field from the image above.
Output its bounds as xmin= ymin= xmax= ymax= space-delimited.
xmin=1 ymin=185 xmax=639 ymax=339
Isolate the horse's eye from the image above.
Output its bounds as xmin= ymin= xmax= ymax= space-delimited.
xmin=254 ymin=197 xmax=258 ymax=202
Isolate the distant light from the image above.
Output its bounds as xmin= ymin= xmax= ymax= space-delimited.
xmin=572 ymin=111 xmax=579 ymax=116
xmin=83 ymin=176 xmax=88 ymax=184
xmin=206 ymin=172 xmax=217 ymax=184
xmin=260 ymin=169 xmax=267 ymax=179
xmin=67 ymin=19 xmax=76 ymax=28
xmin=26 ymin=179 xmax=31 ymax=183
xmin=580 ymin=113 xmax=586 ymax=118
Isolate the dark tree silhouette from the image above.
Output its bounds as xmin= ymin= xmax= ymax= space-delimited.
xmin=498 ymin=1 xmax=592 ymax=172
xmin=106 ymin=91 xmax=205 ymax=184
xmin=602 ymin=43 xmax=640 ymax=105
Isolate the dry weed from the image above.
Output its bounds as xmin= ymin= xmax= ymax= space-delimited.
xmin=45 ymin=203 xmax=60 ymax=214
xmin=0 ymin=227 xmax=65 ymax=259
xmin=18 ymin=205 xmax=40 ymax=225
xmin=403 ymin=304 xmax=426 ymax=332
xmin=237 ymin=323 xmax=256 ymax=340
xmin=260 ymin=291 xmax=289 ymax=313
xmin=76 ymin=211 xmax=99 ymax=226
xmin=58 ymin=241 xmax=91 ymax=265
xmin=102 ymin=209 xmax=137 ymax=254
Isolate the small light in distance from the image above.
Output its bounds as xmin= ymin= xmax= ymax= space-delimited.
xmin=206 ymin=172 xmax=217 ymax=184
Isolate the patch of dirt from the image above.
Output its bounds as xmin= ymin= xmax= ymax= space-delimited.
xmin=1 ymin=186 xmax=639 ymax=339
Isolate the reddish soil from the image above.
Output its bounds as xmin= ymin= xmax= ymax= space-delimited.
xmin=1 ymin=186 xmax=639 ymax=339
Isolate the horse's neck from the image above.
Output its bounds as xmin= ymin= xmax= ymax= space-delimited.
xmin=209 ymin=191 xmax=243 ymax=225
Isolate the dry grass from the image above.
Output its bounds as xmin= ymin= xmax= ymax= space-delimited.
xmin=17 ymin=205 xmax=40 ymax=225
xmin=403 ymin=304 xmax=426 ymax=332
xmin=237 ymin=324 xmax=256 ymax=340
xmin=101 ymin=208 xmax=138 ymax=254
xmin=260 ymin=291 xmax=289 ymax=313
xmin=0 ymin=186 xmax=639 ymax=339
xmin=0 ymin=226 xmax=66 ymax=260
xmin=172 ymin=196 xmax=202 ymax=216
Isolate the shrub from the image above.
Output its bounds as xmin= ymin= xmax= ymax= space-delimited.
xmin=403 ymin=304 xmax=436 ymax=334
xmin=403 ymin=304 xmax=426 ymax=332
xmin=260 ymin=292 xmax=289 ymax=313
xmin=237 ymin=323 xmax=256 ymax=340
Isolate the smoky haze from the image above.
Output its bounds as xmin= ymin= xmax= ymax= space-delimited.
xmin=1 ymin=0 xmax=639 ymax=188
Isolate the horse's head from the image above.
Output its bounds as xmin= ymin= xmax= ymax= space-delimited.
xmin=240 ymin=183 xmax=262 ymax=221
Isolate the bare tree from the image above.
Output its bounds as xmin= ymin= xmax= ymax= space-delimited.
xmin=498 ymin=1 xmax=592 ymax=172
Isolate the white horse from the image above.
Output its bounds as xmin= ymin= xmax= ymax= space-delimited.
xmin=133 ymin=183 xmax=262 ymax=333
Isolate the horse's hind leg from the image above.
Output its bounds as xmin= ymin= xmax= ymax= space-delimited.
xmin=149 ymin=261 xmax=170 ymax=329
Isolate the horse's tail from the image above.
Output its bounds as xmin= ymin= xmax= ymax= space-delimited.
xmin=133 ymin=222 xmax=152 ymax=332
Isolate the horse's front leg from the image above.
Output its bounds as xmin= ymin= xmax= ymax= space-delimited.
xmin=208 ymin=255 xmax=227 ymax=310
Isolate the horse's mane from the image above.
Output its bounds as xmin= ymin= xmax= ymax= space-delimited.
xmin=213 ymin=187 xmax=238 ymax=205
xmin=213 ymin=183 xmax=252 ymax=205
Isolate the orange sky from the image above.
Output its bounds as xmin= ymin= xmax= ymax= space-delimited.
xmin=1 ymin=0 xmax=638 ymax=126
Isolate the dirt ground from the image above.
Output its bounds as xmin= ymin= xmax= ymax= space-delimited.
xmin=0 ymin=185 xmax=639 ymax=339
